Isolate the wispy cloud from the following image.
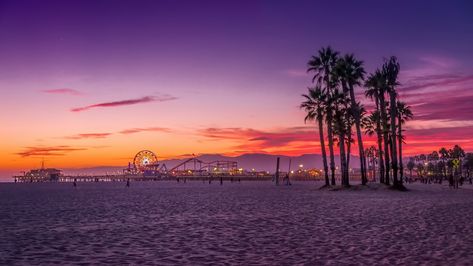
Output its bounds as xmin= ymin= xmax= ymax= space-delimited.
xmin=396 ymin=72 xmax=473 ymax=121
xmin=60 ymin=127 xmax=172 ymax=140
xmin=71 ymin=95 xmax=177 ymax=112
xmin=391 ymin=55 xmax=473 ymax=145
xmin=405 ymin=119 xmax=473 ymax=130
xmin=418 ymin=56 xmax=459 ymax=69
xmin=119 ymin=127 xmax=172 ymax=134
xmin=199 ymin=127 xmax=318 ymax=155
xmin=42 ymin=88 xmax=83 ymax=95
xmin=65 ymin=133 xmax=112 ymax=140
xmin=16 ymin=146 xmax=87 ymax=157
xmin=399 ymin=74 xmax=473 ymax=93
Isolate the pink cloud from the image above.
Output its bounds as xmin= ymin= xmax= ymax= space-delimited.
xmin=199 ymin=127 xmax=319 ymax=155
xmin=16 ymin=146 xmax=87 ymax=157
xmin=399 ymin=74 xmax=473 ymax=93
xmin=119 ymin=127 xmax=172 ymax=134
xmin=42 ymin=88 xmax=82 ymax=95
xmin=70 ymin=95 xmax=177 ymax=112
xmin=65 ymin=133 xmax=112 ymax=139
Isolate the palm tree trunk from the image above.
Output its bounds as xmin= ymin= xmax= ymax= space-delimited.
xmin=375 ymin=96 xmax=385 ymax=183
xmin=318 ymin=117 xmax=330 ymax=186
xmin=379 ymin=94 xmax=390 ymax=185
xmin=390 ymin=92 xmax=399 ymax=187
xmin=339 ymin=132 xmax=349 ymax=187
xmin=326 ymin=113 xmax=336 ymax=185
xmin=369 ymin=155 xmax=374 ymax=181
xmin=349 ymin=84 xmax=367 ymax=185
xmin=398 ymin=113 xmax=404 ymax=185
xmin=373 ymin=156 xmax=377 ymax=181
xmin=346 ymin=129 xmax=351 ymax=180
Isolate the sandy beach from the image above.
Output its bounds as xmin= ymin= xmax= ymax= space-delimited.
xmin=1 ymin=181 xmax=472 ymax=265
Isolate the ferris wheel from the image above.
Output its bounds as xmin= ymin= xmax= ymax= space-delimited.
xmin=133 ymin=150 xmax=158 ymax=171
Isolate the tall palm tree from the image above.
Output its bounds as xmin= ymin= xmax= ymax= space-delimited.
xmin=376 ymin=71 xmax=391 ymax=185
xmin=396 ymin=101 xmax=413 ymax=184
xmin=345 ymin=125 xmax=354 ymax=176
xmin=344 ymin=102 xmax=360 ymax=180
xmin=365 ymin=71 xmax=387 ymax=184
xmin=332 ymin=89 xmax=350 ymax=186
xmin=340 ymin=54 xmax=367 ymax=185
xmin=308 ymin=47 xmax=339 ymax=185
xmin=335 ymin=54 xmax=367 ymax=185
xmin=383 ymin=56 xmax=401 ymax=188
xmin=301 ymin=86 xmax=330 ymax=186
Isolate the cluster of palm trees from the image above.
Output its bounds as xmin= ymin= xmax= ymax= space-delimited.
xmin=301 ymin=46 xmax=413 ymax=189
xmin=406 ymin=145 xmax=473 ymax=186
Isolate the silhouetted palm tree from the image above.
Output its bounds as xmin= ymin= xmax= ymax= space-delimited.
xmin=365 ymin=146 xmax=378 ymax=181
xmin=383 ymin=56 xmax=402 ymax=188
xmin=332 ymin=89 xmax=351 ymax=186
xmin=428 ymin=151 xmax=440 ymax=181
xmin=335 ymin=54 xmax=367 ymax=185
xmin=365 ymin=71 xmax=387 ymax=184
xmin=451 ymin=145 xmax=465 ymax=181
xmin=308 ymin=47 xmax=339 ymax=185
xmin=439 ymin=147 xmax=449 ymax=180
xmin=301 ymin=86 xmax=330 ymax=186
xmin=396 ymin=101 xmax=413 ymax=184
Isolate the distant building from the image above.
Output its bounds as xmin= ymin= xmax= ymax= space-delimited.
xmin=15 ymin=168 xmax=62 ymax=182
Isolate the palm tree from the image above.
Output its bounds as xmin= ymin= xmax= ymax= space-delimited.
xmin=301 ymin=86 xmax=330 ymax=186
xmin=439 ymin=147 xmax=449 ymax=181
xmin=396 ymin=101 xmax=413 ymax=184
xmin=365 ymin=71 xmax=387 ymax=184
xmin=383 ymin=56 xmax=401 ymax=188
xmin=451 ymin=145 xmax=465 ymax=181
xmin=344 ymin=102 xmax=361 ymax=179
xmin=374 ymin=71 xmax=391 ymax=185
xmin=308 ymin=47 xmax=339 ymax=185
xmin=335 ymin=54 xmax=367 ymax=185
xmin=365 ymin=146 xmax=378 ymax=181
xmin=332 ymin=89 xmax=351 ymax=186
xmin=428 ymin=151 xmax=439 ymax=182
xmin=345 ymin=125 xmax=355 ymax=176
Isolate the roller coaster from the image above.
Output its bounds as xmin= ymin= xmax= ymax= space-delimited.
xmin=169 ymin=157 xmax=238 ymax=176
xmin=125 ymin=150 xmax=239 ymax=177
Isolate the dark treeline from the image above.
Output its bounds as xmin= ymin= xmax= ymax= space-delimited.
xmin=406 ymin=145 xmax=473 ymax=188
xmin=301 ymin=46 xmax=412 ymax=190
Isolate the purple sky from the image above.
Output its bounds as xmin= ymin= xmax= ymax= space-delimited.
xmin=2 ymin=0 xmax=472 ymax=82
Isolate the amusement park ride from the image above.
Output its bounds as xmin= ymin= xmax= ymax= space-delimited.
xmin=124 ymin=150 xmax=166 ymax=176
xmin=124 ymin=150 xmax=239 ymax=178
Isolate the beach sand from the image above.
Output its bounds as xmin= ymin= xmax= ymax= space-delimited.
xmin=0 ymin=181 xmax=472 ymax=265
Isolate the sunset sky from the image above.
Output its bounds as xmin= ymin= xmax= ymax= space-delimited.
xmin=1 ymin=0 xmax=473 ymax=177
